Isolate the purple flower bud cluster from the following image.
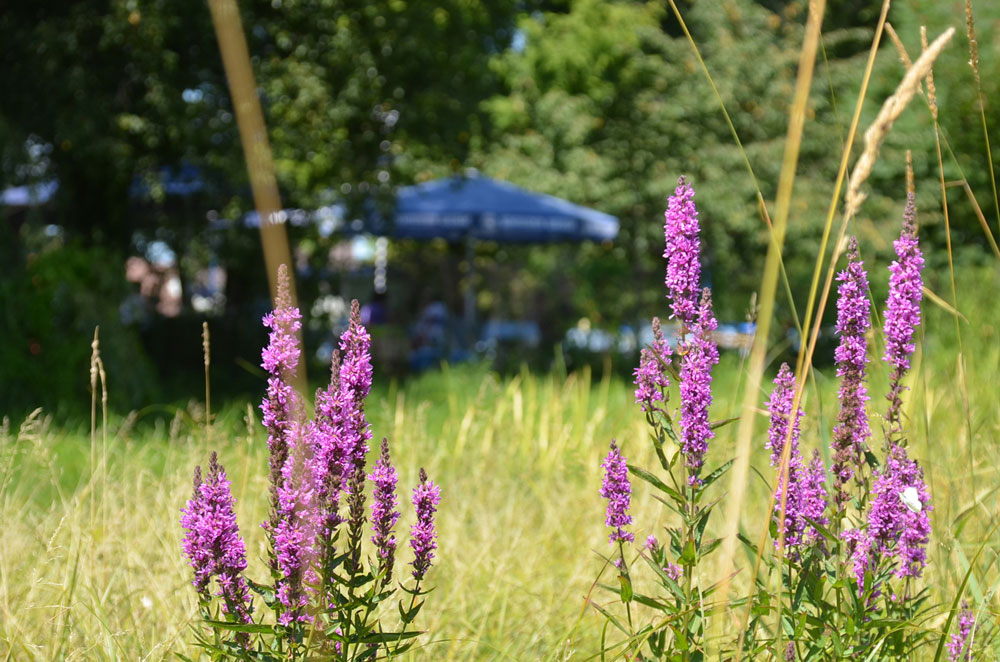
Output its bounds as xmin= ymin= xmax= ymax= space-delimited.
xmin=180 ymin=453 xmax=253 ymax=626
xmin=369 ymin=438 xmax=400 ymax=582
xmin=947 ymin=602 xmax=974 ymax=662
xmin=832 ymin=237 xmax=871 ymax=511
xmin=663 ymin=176 xmax=703 ymax=328
xmin=634 ymin=317 xmax=673 ymax=412
xmin=600 ymin=440 xmax=634 ymax=544
xmin=338 ymin=301 xmax=374 ymax=481
xmin=836 ymin=197 xmax=932 ymax=593
xmin=883 ymin=193 xmax=924 ymax=431
xmin=766 ymin=363 xmax=801 ymax=468
xmin=664 ymin=563 xmax=684 ymax=582
xmin=273 ymin=423 xmax=318 ymax=624
xmin=183 ymin=265 xmax=442 ymax=642
xmin=678 ymin=289 xmax=719 ymax=486
xmin=261 ymin=265 xmax=304 ymax=532
xmin=845 ymin=443 xmax=931 ymax=587
xmin=410 ymin=468 xmax=441 ymax=581
xmin=765 ymin=364 xmax=828 ymax=555
xmin=309 ymin=352 xmax=344 ymax=545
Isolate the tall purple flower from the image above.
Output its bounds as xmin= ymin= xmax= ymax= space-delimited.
xmin=947 ymin=602 xmax=974 ymax=662
xmin=883 ymin=193 xmax=924 ymax=433
xmin=766 ymin=364 xmax=828 ymax=555
xmin=832 ymin=237 xmax=871 ymax=511
xmin=678 ymin=289 xmax=719 ymax=486
xmin=766 ymin=363 xmax=801 ymax=467
xmin=369 ymin=438 xmax=400 ymax=583
xmin=663 ymin=176 xmax=703 ymax=328
xmin=410 ymin=468 xmax=441 ymax=581
xmin=845 ymin=444 xmax=932 ymax=588
xmin=180 ymin=453 xmax=253 ymax=626
xmin=309 ymin=351 xmax=345 ymax=563
xmin=634 ymin=317 xmax=672 ymax=412
xmin=303 ymin=302 xmax=375 ymax=576
xmin=798 ymin=450 xmax=830 ymax=547
xmin=258 ymin=266 xmax=317 ymax=624
xmin=338 ymin=300 xmax=374 ymax=480
xmin=260 ymin=265 xmax=304 ymax=534
xmin=600 ymin=440 xmax=634 ymax=544
xmin=273 ymin=421 xmax=318 ymax=625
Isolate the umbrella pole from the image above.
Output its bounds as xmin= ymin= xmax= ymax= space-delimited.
xmin=463 ymin=236 xmax=476 ymax=349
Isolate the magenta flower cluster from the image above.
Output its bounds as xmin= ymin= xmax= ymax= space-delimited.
xmin=883 ymin=193 xmax=924 ymax=430
xmin=766 ymin=364 xmax=828 ymax=555
xmin=845 ymin=444 xmax=932 ymax=586
xmin=182 ymin=264 xmax=440 ymax=639
xmin=258 ymin=266 xmax=316 ymax=623
xmin=336 ymin=300 xmax=375 ymax=481
xmin=947 ymin=602 xmax=974 ymax=662
xmin=180 ymin=453 xmax=253 ymax=626
xmin=831 ymin=237 xmax=871 ymax=510
xmin=370 ymin=437 xmax=400 ymax=581
xmin=661 ymin=177 xmax=720 ymax=486
xmin=663 ymin=176 xmax=703 ymax=327
xmin=600 ymin=440 xmax=634 ymax=544
xmin=633 ymin=317 xmax=672 ymax=412
xmin=260 ymin=266 xmax=303 ymax=533
xmin=840 ymin=203 xmax=931 ymax=589
xmin=410 ymin=468 xmax=441 ymax=581
xmin=678 ymin=290 xmax=719 ymax=485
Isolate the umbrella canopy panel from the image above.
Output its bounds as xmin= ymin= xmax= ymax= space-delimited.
xmin=381 ymin=173 xmax=619 ymax=242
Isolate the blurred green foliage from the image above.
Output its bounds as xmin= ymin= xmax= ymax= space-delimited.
xmin=0 ymin=237 xmax=157 ymax=415
xmin=471 ymin=0 xmax=1000 ymax=323
xmin=2 ymin=0 xmax=1000 ymax=412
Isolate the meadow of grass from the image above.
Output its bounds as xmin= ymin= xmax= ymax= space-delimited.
xmin=1 ymin=261 xmax=997 ymax=661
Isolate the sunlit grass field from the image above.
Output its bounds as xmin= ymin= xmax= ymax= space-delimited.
xmin=1 ymin=264 xmax=998 ymax=660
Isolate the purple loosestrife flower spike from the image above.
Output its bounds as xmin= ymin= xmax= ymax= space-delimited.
xmin=338 ymin=300 xmax=374 ymax=481
xmin=273 ymin=422 xmax=318 ymax=625
xmin=766 ymin=363 xmax=801 ymax=468
xmin=799 ymin=450 xmax=830 ymax=547
xmin=765 ymin=364 xmax=828 ymax=556
xmin=634 ymin=317 xmax=672 ymax=412
xmin=410 ymin=468 xmax=441 ymax=581
xmin=947 ymin=602 xmax=974 ymax=662
xmin=180 ymin=454 xmax=253 ymax=626
xmin=663 ymin=176 xmax=703 ymax=329
xmin=846 ymin=444 xmax=932 ymax=587
xmin=832 ymin=237 xmax=872 ymax=510
xmin=181 ymin=466 xmax=211 ymax=597
xmin=308 ymin=351 xmax=344 ymax=564
xmin=260 ymin=265 xmax=304 ymax=536
xmin=678 ymin=289 xmax=719 ymax=486
xmin=883 ymin=193 xmax=924 ymax=434
xmin=314 ymin=301 xmax=373 ymax=575
xmin=600 ymin=440 xmax=634 ymax=544
xmin=369 ymin=438 xmax=400 ymax=584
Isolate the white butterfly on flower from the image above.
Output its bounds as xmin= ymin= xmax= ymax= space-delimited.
xmin=900 ymin=486 xmax=922 ymax=513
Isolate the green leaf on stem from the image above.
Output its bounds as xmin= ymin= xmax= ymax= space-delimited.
xmin=618 ymin=573 xmax=633 ymax=602
xmin=628 ymin=463 xmax=683 ymax=502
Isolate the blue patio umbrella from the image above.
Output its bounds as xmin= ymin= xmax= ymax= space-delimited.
xmin=371 ymin=171 xmax=619 ymax=342
xmin=375 ymin=171 xmax=619 ymax=242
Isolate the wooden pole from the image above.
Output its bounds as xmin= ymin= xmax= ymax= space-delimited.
xmin=207 ymin=0 xmax=305 ymax=389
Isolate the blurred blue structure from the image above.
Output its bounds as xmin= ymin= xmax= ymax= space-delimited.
xmin=1 ymin=180 xmax=58 ymax=207
xmin=3 ymin=165 xmax=206 ymax=210
xmin=375 ymin=171 xmax=619 ymax=242
xmin=374 ymin=171 xmax=620 ymax=357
